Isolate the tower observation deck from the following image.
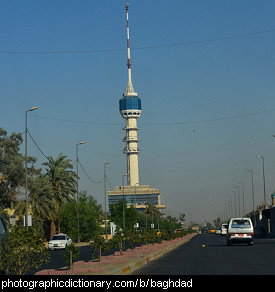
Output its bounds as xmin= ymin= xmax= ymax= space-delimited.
xmin=119 ymin=3 xmax=141 ymax=186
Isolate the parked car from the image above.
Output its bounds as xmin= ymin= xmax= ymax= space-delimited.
xmin=0 ymin=215 xmax=8 ymax=240
xmin=221 ymin=223 xmax=228 ymax=236
xmin=226 ymin=218 xmax=254 ymax=246
xmin=48 ymin=233 xmax=72 ymax=250
xmin=0 ymin=215 xmax=8 ymax=274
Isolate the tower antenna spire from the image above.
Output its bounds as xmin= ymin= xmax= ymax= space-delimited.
xmin=125 ymin=3 xmax=134 ymax=94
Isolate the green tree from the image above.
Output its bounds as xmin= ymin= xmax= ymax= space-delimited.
xmin=109 ymin=199 xmax=138 ymax=231
xmin=14 ymin=175 xmax=53 ymax=224
xmin=179 ymin=213 xmax=186 ymax=222
xmin=124 ymin=230 xmax=140 ymax=250
xmin=60 ymin=191 xmax=104 ymax=242
xmin=64 ymin=244 xmax=80 ymax=269
xmin=90 ymin=235 xmax=106 ymax=262
xmin=43 ymin=154 xmax=77 ymax=238
xmin=159 ymin=216 xmax=181 ymax=233
xmin=0 ymin=128 xmax=39 ymax=209
xmin=0 ymin=225 xmax=49 ymax=275
xmin=213 ymin=217 xmax=221 ymax=229
xmin=112 ymin=230 xmax=124 ymax=255
xmin=206 ymin=222 xmax=214 ymax=230
xmin=144 ymin=202 xmax=159 ymax=228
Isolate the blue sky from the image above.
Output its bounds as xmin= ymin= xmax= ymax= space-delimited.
xmin=1 ymin=0 xmax=275 ymax=224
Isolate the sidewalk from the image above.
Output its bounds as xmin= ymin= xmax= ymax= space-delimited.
xmin=35 ymin=233 xmax=196 ymax=275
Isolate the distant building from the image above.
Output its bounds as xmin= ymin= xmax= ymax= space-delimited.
xmin=108 ymin=185 xmax=165 ymax=211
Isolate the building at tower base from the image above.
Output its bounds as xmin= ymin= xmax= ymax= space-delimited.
xmin=108 ymin=185 xmax=165 ymax=212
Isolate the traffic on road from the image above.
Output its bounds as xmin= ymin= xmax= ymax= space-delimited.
xmin=132 ymin=231 xmax=275 ymax=275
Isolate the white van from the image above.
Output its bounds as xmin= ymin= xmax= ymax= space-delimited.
xmin=226 ymin=218 xmax=254 ymax=246
xmin=221 ymin=223 xmax=228 ymax=236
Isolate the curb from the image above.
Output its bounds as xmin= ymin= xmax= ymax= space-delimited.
xmin=105 ymin=233 xmax=197 ymax=275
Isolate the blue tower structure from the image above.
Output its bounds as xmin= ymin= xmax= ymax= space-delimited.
xmin=119 ymin=94 xmax=141 ymax=118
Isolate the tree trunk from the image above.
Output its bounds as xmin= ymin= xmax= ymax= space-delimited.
xmin=18 ymin=258 xmax=22 ymax=275
xmin=70 ymin=249 xmax=73 ymax=269
xmin=57 ymin=218 xmax=61 ymax=234
xmin=50 ymin=220 xmax=56 ymax=238
xmin=119 ymin=242 xmax=123 ymax=255
xmin=99 ymin=245 xmax=101 ymax=262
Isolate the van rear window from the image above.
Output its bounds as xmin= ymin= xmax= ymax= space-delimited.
xmin=231 ymin=219 xmax=251 ymax=228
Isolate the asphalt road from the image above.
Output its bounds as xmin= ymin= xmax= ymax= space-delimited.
xmin=132 ymin=233 xmax=275 ymax=275
xmin=30 ymin=243 xmax=126 ymax=274
xmin=29 ymin=245 xmax=93 ymax=274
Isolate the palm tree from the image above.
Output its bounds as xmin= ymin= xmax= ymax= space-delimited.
xmin=144 ymin=202 xmax=159 ymax=228
xmin=43 ymin=154 xmax=78 ymax=237
xmin=15 ymin=175 xmax=53 ymax=221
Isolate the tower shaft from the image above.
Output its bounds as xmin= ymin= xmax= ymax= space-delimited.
xmin=124 ymin=117 xmax=140 ymax=186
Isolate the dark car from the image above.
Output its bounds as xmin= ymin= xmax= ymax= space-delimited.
xmin=0 ymin=215 xmax=7 ymax=240
xmin=0 ymin=215 xmax=8 ymax=274
xmin=201 ymin=226 xmax=208 ymax=234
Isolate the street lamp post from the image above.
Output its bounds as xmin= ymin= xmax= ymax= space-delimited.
xmin=232 ymin=190 xmax=237 ymax=217
xmin=76 ymin=141 xmax=86 ymax=243
xmin=256 ymin=155 xmax=267 ymax=208
xmin=104 ymin=161 xmax=111 ymax=241
xmin=247 ymin=169 xmax=255 ymax=226
xmin=122 ymin=174 xmax=128 ymax=230
xmin=238 ymin=182 xmax=245 ymax=217
xmin=234 ymin=186 xmax=240 ymax=217
xmin=247 ymin=169 xmax=255 ymax=215
xmin=227 ymin=195 xmax=232 ymax=219
xmin=25 ymin=106 xmax=38 ymax=230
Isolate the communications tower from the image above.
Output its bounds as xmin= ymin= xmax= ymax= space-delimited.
xmin=119 ymin=3 xmax=141 ymax=186
xmin=108 ymin=4 xmax=165 ymax=213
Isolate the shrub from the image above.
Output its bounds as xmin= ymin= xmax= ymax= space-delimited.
xmin=90 ymin=235 xmax=107 ymax=262
xmin=64 ymin=244 xmax=80 ymax=269
xmin=0 ymin=225 xmax=49 ymax=275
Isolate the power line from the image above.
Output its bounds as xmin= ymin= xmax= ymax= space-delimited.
xmin=78 ymin=158 xmax=113 ymax=189
xmin=141 ymin=157 xmax=257 ymax=173
xmin=141 ymin=138 xmax=272 ymax=158
xmin=27 ymin=130 xmax=48 ymax=159
xmin=31 ymin=115 xmax=120 ymax=126
xmin=26 ymin=131 xmax=114 ymax=188
xmin=105 ymin=174 xmax=113 ymax=191
xmin=142 ymin=107 xmax=275 ymax=126
xmin=1 ymin=28 xmax=274 ymax=55
xmin=31 ymin=106 xmax=275 ymax=127
xmin=133 ymin=28 xmax=275 ymax=51
xmin=78 ymin=158 xmax=104 ymax=184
